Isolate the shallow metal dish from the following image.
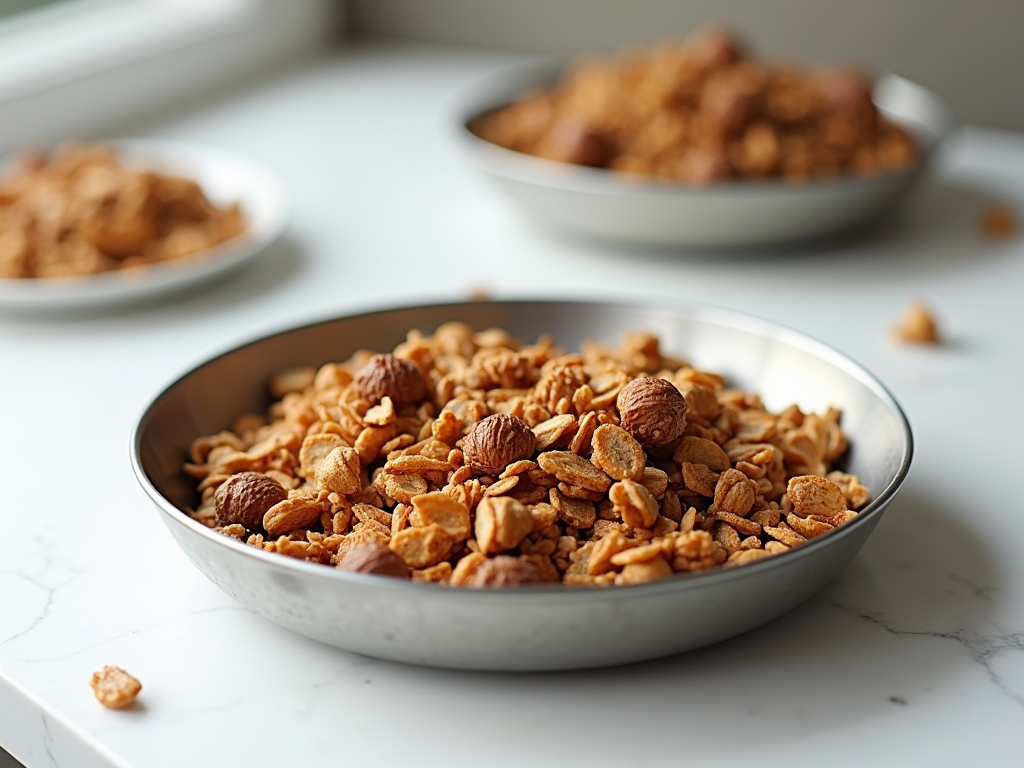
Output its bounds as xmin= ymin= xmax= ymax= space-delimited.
xmin=131 ymin=299 xmax=912 ymax=671
xmin=456 ymin=61 xmax=953 ymax=248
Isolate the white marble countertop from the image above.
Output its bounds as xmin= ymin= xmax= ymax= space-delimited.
xmin=2 ymin=40 xmax=1023 ymax=768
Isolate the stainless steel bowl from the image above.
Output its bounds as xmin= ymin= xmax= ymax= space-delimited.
xmin=456 ymin=61 xmax=954 ymax=248
xmin=131 ymin=299 xmax=912 ymax=671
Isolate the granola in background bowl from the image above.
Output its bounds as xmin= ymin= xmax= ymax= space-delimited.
xmin=183 ymin=324 xmax=871 ymax=588
xmin=0 ymin=141 xmax=247 ymax=280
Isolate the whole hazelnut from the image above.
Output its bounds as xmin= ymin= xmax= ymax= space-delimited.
xmin=544 ymin=119 xmax=615 ymax=168
xmin=336 ymin=541 xmax=411 ymax=579
xmin=462 ymin=413 xmax=537 ymax=476
xmin=351 ymin=353 xmax=429 ymax=407
xmin=214 ymin=471 xmax=287 ymax=530
xmin=465 ymin=555 xmax=541 ymax=588
xmin=616 ymin=376 xmax=688 ymax=449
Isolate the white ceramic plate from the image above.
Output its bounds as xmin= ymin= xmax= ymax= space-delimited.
xmin=0 ymin=139 xmax=288 ymax=313
xmin=456 ymin=62 xmax=954 ymax=248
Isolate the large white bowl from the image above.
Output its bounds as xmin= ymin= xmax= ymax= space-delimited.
xmin=456 ymin=62 xmax=954 ymax=248
xmin=131 ymin=299 xmax=913 ymax=671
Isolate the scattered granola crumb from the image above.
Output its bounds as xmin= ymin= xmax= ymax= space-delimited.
xmin=980 ymin=205 xmax=1017 ymax=239
xmin=90 ymin=665 xmax=142 ymax=709
xmin=893 ymin=301 xmax=941 ymax=344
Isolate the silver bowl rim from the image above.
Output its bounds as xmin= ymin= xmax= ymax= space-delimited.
xmin=130 ymin=295 xmax=914 ymax=603
xmin=454 ymin=56 xmax=956 ymax=198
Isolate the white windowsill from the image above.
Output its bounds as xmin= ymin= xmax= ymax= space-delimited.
xmin=0 ymin=0 xmax=339 ymax=152
xmin=0 ymin=0 xmax=252 ymax=102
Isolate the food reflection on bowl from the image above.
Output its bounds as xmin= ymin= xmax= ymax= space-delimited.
xmin=457 ymin=27 xmax=953 ymax=248
xmin=131 ymin=299 xmax=912 ymax=671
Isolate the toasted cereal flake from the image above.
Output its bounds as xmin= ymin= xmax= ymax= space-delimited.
xmin=314 ymin=446 xmax=362 ymax=495
xmin=475 ymin=496 xmax=534 ymax=553
xmin=90 ymin=666 xmax=141 ymax=709
xmin=410 ymin=492 xmax=472 ymax=541
xmin=538 ymin=451 xmax=612 ymax=493
xmin=826 ymin=470 xmax=871 ymax=510
xmin=609 ymin=479 xmax=659 ymax=529
xmin=786 ymin=513 xmax=834 ymax=539
xmin=263 ymin=496 xmax=322 ymax=537
xmin=299 ymin=433 xmax=347 ymax=479
xmin=725 ymin=549 xmax=774 ymax=567
xmin=590 ymin=424 xmax=647 ymax=481
xmin=549 ymin=487 xmax=597 ymax=529
xmin=674 ymin=436 xmax=731 ymax=472
xmin=389 ymin=524 xmax=453 ymax=569
xmin=531 ymin=414 xmax=578 ymax=450
xmin=269 ymin=366 xmax=315 ymax=398
xmin=764 ymin=523 xmax=808 ymax=548
xmin=615 ymin=556 xmax=673 ymax=585
xmin=786 ymin=475 xmax=847 ymax=517
xmin=713 ymin=510 xmax=761 ymax=537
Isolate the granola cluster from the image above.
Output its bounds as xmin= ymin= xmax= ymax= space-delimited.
xmin=0 ymin=141 xmax=246 ymax=279
xmin=472 ymin=25 xmax=917 ymax=184
xmin=90 ymin=666 xmax=142 ymax=709
xmin=184 ymin=323 xmax=869 ymax=588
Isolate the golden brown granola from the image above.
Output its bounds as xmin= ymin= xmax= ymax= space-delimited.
xmin=471 ymin=25 xmax=917 ymax=185
xmin=0 ymin=141 xmax=246 ymax=279
xmin=89 ymin=666 xmax=142 ymax=709
xmin=184 ymin=324 xmax=869 ymax=587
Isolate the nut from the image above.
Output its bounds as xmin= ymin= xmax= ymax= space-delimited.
xmin=462 ymin=413 xmax=537 ymax=476
xmin=351 ymin=353 xmax=429 ymax=406
xmin=616 ymin=376 xmax=688 ymax=448
xmin=464 ymin=555 xmax=542 ymax=588
xmin=542 ymin=119 xmax=614 ymax=168
xmin=336 ymin=540 xmax=410 ymax=578
xmin=90 ymin=665 xmax=141 ymax=709
xmin=214 ymin=471 xmax=288 ymax=530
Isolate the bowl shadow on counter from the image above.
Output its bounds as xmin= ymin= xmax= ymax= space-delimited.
xmin=395 ymin=483 xmax=997 ymax=730
xmin=538 ymin=178 xmax=1012 ymax=274
xmin=140 ymin=234 xmax=306 ymax=317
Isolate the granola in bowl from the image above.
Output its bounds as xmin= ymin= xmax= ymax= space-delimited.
xmin=470 ymin=26 xmax=920 ymax=184
xmin=183 ymin=323 xmax=870 ymax=588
